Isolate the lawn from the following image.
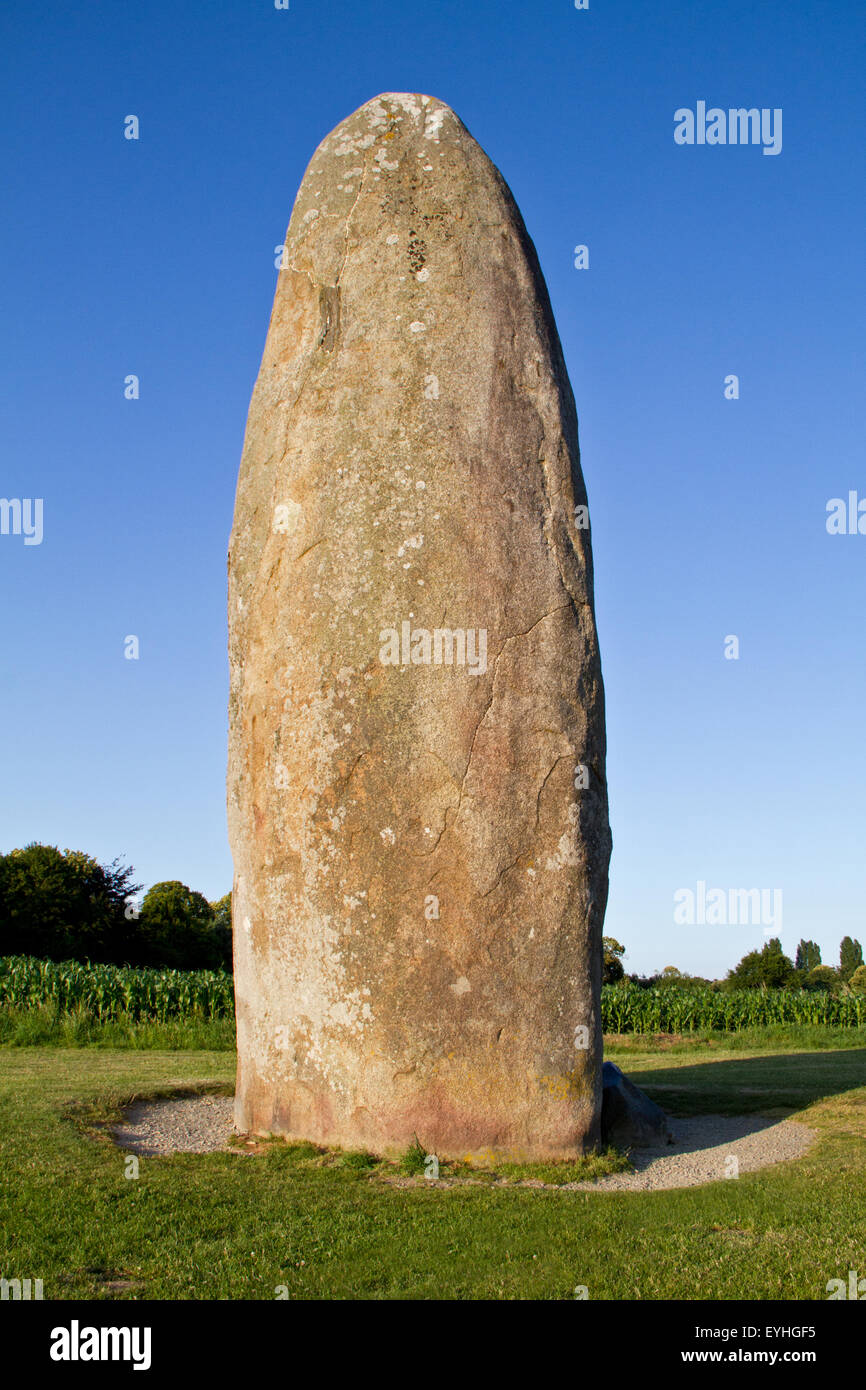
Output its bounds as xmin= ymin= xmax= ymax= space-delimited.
xmin=0 ymin=1034 xmax=864 ymax=1300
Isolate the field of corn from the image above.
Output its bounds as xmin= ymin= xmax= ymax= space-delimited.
xmin=602 ymin=981 xmax=865 ymax=1032
xmin=1 ymin=957 xmax=864 ymax=1033
xmin=0 ymin=955 xmax=234 ymax=1023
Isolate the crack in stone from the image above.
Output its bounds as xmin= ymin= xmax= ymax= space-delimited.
xmin=296 ymin=536 xmax=327 ymax=562
xmin=339 ymin=751 xmax=369 ymax=787
xmin=403 ymin=807 xmax=450 ymax=859
xmin=281 ymin=149 xmax=371 ymax=420
xmin=479 ymin=851 xmax=524 ymax=900
xmin=334 ymin=147 xmax=371 ymax=293
xmin=534 ymin=412 xmax=595 ymax=624
xmin=534 ymin=754 xmax=569 ymax=831
xmin=449 ymin=601 xmax=574 ymax=831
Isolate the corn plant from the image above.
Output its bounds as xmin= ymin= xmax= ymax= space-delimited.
xmin=0 ymin=955 xmax=235 ymax=1022
xmin=601 ymin=983 xmax=864 ymax=1033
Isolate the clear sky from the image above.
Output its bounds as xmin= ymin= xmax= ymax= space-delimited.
xmin=1 ymin=0 xmax=863 ymax=978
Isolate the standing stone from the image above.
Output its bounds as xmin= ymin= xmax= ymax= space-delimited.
xmin=228 ymin=93 xmax=610 ymax=1160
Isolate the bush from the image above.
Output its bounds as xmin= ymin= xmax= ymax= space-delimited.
xmin=726 ymin=938 xmax=796 ymax=990
xmin=848 ymin=964 xmax=866 ymax=997
xmin=804 ymin=965 xmax=841 ymax=993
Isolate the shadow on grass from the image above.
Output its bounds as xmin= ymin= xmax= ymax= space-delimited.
xmin=624 ymin=1049 xmax=866 ymax=1117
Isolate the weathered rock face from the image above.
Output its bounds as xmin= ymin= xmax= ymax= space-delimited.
xmin=228 ymin=93 xmax=610 ymax=1160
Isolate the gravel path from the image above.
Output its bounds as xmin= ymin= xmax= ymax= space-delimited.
xmin=112 ymin=1094 xmax=236 ymax=1155
xmin=570 ymin=1114 xmax=816 ymax=1192
xmin=110 ymin=1095 xmax=817 ymax=1189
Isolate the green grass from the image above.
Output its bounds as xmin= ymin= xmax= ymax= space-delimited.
xmin=607 ymin=1023 xmax=866 ymax=1055
xmin=490 ymin=1148 xmax=629 ymax=1185
xmin=0 ymin=1002 xmax=235 ymax=1049
xmin=606 ymin=1038 xmax=866 ymax=1116
xmin=228 ymin=1128 xmax=629 ymax=1186
xmin=398 ymin=1135 xmax=431 ymax=1176
xmin=1 ymin=1038 xmax=864 ymax=1299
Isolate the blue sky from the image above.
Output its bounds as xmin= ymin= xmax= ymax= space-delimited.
xmin=1 ymin=0 xmax=863 ymax=977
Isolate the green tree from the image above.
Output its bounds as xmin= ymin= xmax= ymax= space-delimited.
xmin=0 ymin=843 xmax=139 ymax=963
xmin=795 ymin=939 xmax=822 ymax=972
xmin=208 ymin=892 xmax=233 ymax=972
xmin=602 ymin=936 xmax=626 ymax=985
xmin=137 ymin=881 xmax=221 ymax=970
xmin=849 ymin=963 xmax=866 ymax=997
xmin=656 ymin=967 xmax=713 ymax=988
xmin=803 ymin=964 xmax=840 ymax=993
xmin=726 ymin=938 xmax=796 ymax=990
xmin=839 ymin=936 xmax=864 ymax=983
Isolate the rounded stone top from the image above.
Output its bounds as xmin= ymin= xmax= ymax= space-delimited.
xmin=316 ymin=91 xmax=464 ymax=152
xmin=368 ymin=91 xmax=446 ymax=104
xmin=357 ymin=91 xmax=452 ymax=111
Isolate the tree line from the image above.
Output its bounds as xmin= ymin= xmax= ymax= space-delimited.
xmin=603 ymin=935 xmax=866 ymax=994
xmin=3 ymin=846 xmax=862 ymax=992
xmin=0 ymin=843 xmax=231 ymax=971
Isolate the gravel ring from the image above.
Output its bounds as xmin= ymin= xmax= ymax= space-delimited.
xmin=110 ymin=1096 xmax=817 ymax=1189
xmin=112 ymin=1094 xmax=236 ymax=1155
xmin=569 ymin=1114 xmax=816 ymax=1192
